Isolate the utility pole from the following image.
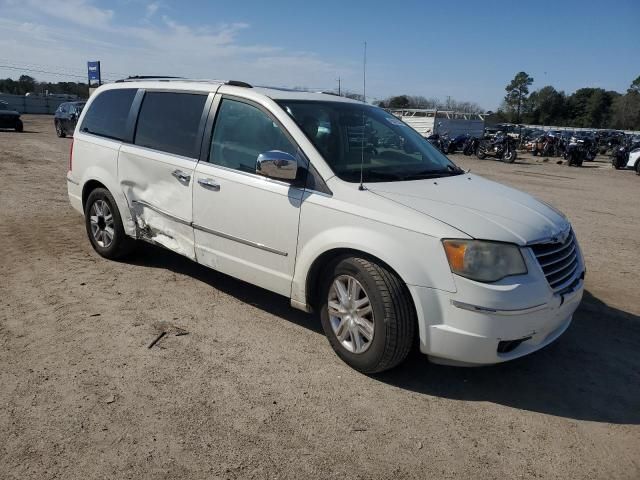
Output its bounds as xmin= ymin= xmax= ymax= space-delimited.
xmin=337 ymin=77 xmax=341 ymax=96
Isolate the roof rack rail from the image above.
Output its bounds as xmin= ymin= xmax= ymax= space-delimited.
xmin=113 ymin=77 xmax=252 ymax=88
xmin=115 ymin=76 xmax=185 ymax=83
xmin=225 ymin=80 xmax=252 ymax=88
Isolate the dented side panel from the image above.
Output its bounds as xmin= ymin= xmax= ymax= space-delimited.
xmin=118 ymin=144 xmax=196 ymax=260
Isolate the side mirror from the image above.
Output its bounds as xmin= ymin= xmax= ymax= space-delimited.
xmin=256 ymin=150 xmax=298 ymax=181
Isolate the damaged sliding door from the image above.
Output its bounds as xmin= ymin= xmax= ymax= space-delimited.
xmin=118 ymin=90 xmax=212 ymax=260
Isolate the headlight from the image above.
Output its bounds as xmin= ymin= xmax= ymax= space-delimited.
xmin=442 ymin=240 xmax=527 ymax=282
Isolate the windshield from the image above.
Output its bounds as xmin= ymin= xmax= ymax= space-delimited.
xmin=277 ymin=100 xmax=462 ymax=182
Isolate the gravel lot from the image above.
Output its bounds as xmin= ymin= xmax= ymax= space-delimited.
xmin=1 ymin=115 xmax=639 ymax=479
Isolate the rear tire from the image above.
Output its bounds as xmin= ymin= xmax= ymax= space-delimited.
xmin=319 ymin=256 xmax=416 ymax=373
xmin=636 ymin=161 xmax=640 ymax=175
xmin=55 ymin=120 xmax=65 ymax=138
xmin=84 ymin=188 xmax=135 ymax=259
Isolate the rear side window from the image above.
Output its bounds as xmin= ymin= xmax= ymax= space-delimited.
xmin=81 ymin=89 xmax=136 ymax=141
xmin=134 ymin=91 xmax=207 ymax=158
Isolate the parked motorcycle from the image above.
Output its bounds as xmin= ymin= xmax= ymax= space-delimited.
xmin=563 ymin=137 xmax=586 ymax=167
xmin=447 ymin=134 xmax=470 ymax=154
xmin=462 ymin=136 xmax=479 ymax=156
xmin=531 ymin=133 xmax=561 ymax=157
xmin=426 ymin=132 xmax=452 ymax=155
xmin=611 ymin=137 xmax=640 ymax=169
xmin=476 ymin=132 xmax=517 ymax=163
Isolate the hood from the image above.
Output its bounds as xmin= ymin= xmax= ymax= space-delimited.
xmin=0 ymin=110 xmax=20 ymax=118
xmin=367 ymin=174 xmax=569 ymax=245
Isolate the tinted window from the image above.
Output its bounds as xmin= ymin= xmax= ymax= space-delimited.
xmin=134 ymin=92 xmax=207 ymax=158
xmin=81 ymin=89 xmax=136 ymax=141
xmin=209 ymin=99 xmax=297 ymax=173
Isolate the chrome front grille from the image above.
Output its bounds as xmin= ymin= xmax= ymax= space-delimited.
xmin=530 ymin=230 xmax=580 ymax=292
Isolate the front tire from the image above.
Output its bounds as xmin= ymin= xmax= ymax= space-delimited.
xmin=15 ymin=119 xmax=23 ymax=132
xmin=55 ymin=120 xmax=65 ymax=138
xmin=502 ymin=148 xmax=516 ymax=163
xmin=319 ymin=256 xmax=416 ymax=373
xmin=84 ymin=188 xmax=135 ymax=259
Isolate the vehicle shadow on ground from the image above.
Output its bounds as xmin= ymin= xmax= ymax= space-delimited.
xmin=128 ymin=246 xmax=639 ymax=424
xmin=127 ymin=245 xmax=321 ymax=333
xmin=374 ymin=290 xmax=640 ymax=425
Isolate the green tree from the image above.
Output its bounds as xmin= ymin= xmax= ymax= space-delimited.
xmin=526 ymin=86 xmax=566 ymax=125
xmin=387 ymin=95 xmax=410 ymax=108
xmin=629 ymin=75 xmax=640 ymax=94
xmin=504 ymin=71 xmax=533 ymax=123
xmin=17 ymin=75 xmax=36 ymax=94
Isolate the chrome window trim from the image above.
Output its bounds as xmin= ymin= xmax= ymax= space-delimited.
xmin=203 ymin=162 xmax=300 ymax=190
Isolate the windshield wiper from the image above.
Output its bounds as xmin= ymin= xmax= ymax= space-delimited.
xmin=402 ymin=166 xmax=464 ymax=181
xmin=359 ymin=170 xmax=405 ymax=181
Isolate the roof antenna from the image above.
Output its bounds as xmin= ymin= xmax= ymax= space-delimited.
xmin=358 ymin=41 xmax=367 ymax=191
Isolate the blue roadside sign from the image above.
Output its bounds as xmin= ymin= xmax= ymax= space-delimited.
xmin=87 ymin=61 xmax=101 ymax=86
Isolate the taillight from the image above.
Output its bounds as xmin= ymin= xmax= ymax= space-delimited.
xmin=69 ymin=138 xmax=74 ymax=172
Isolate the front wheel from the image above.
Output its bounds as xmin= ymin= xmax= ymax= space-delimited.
xmin=612 ymin=157 xmax=623 ymax=170
xmin=84 ymin=188 xmax=135 ymax=259
xmin=15 ymin=119 xmax=23 ymax=132
xmin=55 ymin=120 xmax=65 ymax=138
xmin=319 ymin=257 xmax=416 ymax=373
xmin=502 ymin=148 xmax=516 ymax=163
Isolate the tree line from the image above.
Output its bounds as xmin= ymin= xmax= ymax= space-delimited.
xmin=0 ymin=75 xmax=89 ymax=98
xmin=498 ymin=71 xmax=640 ymax=130
xmin=375 ymin=95 xmax=483 ymax=114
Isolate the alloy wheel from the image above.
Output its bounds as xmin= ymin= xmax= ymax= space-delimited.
xmin=327 ymin=275 xmax=375 ymax=354
xmin=89 ymin=200 xmax=115 ymax=248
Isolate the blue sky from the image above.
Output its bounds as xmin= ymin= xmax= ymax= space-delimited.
xmin=0 ymin=0 xmax=638 ymax=109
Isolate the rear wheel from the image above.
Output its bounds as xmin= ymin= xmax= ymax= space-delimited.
xmin=636 ymin=161 xmax=640 ymax=175
xmin=55 ymin=120 xmax=65 ymax=138
xmin=319 ymin=256 xmax=416 ymax=373
xmin=84 ymin=188 xmax=135 ymax=259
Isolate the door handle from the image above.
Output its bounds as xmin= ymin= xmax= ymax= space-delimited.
xmin=172 ymin=169 xmax=191 ymax=183
xmin=198 ymin=178 xmax=220 ymax=191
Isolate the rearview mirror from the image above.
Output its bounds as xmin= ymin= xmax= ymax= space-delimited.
xmin=256 ymin=150 xmax=298 ymax=181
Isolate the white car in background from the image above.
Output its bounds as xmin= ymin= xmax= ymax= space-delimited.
xmin=626 ymin=147 xmax=640 ymax=174
xmin=66 ymin=78 xmax=585 ymax=372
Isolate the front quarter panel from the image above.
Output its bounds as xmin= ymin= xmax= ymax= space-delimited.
xmin=292 ymin=189 xmax=459 ymax=307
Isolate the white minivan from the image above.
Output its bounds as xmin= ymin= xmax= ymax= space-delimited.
xmin=67 ymin=78 xmax=585 ymax=372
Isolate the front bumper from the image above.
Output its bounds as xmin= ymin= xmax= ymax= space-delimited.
xmin=409 ymin=277 xmax=584 ymax=365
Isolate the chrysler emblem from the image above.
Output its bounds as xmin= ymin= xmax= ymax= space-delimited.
xmin=552 ymin=227 xmax=571 ymax=244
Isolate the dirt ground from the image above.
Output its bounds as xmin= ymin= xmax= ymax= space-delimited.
xmin=1 ymin=115 xmax=639 ymax=480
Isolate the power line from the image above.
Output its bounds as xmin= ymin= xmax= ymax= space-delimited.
xmin=0 ymin=57 xmax=131 ymax=79
xmin=0 ymin=64 xmax=119 ymax=82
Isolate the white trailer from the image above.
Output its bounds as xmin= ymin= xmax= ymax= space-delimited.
xmin=390 ymin=109 xmax=487 ymax=138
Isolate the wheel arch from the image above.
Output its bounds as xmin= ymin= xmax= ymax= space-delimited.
xmin=304 ymin=247 xmax=408 ymax=311
xmin=82 ymin=179 xmax=108 ymax=210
